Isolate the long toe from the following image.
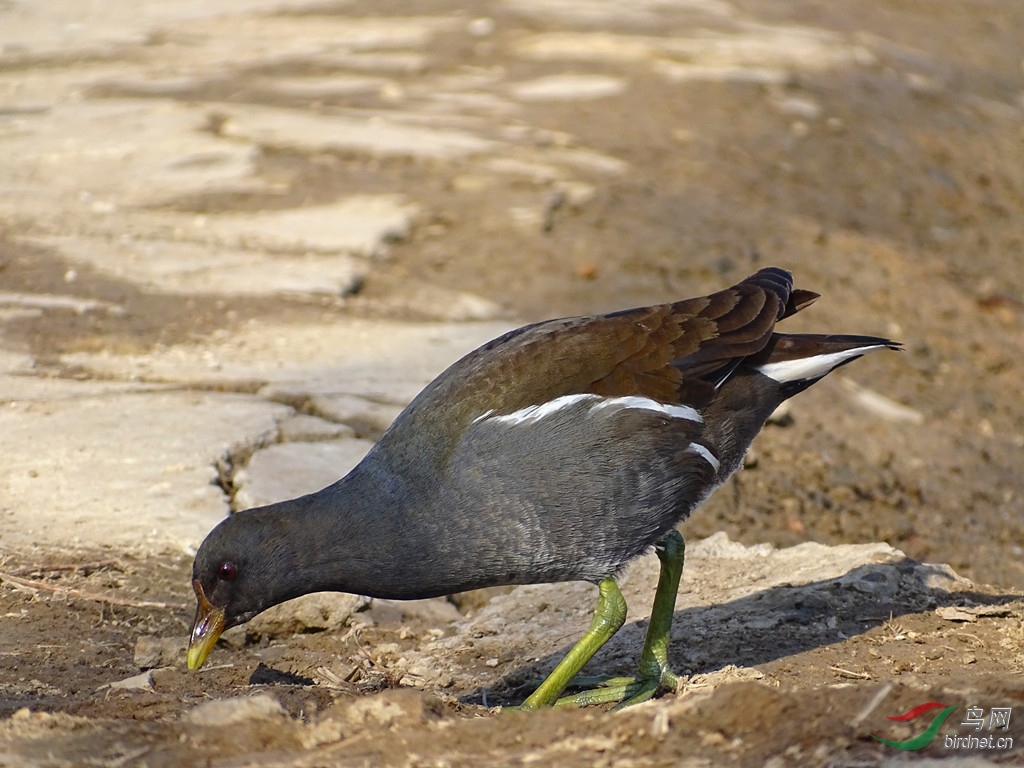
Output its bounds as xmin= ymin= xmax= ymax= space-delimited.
xmin=551 ymin=666 xmax=680 ymax=709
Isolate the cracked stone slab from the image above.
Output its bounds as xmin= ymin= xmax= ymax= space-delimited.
xmin=276 ymin=414 xmax=356 ymax=443
xmin=0 ymin=350 xmax=36 ymax=375
xmin=0 ymin=291 xmax=126 ymax=316
xmin=247 ymin=592 xmax=371 ymax=639
xmin=62 ymin=319 xmax=515 ymax=404
xmin=509 ymin=74 xmax=628 ymax=101
xmin=505 ymin=0 xmax=737 ymax=26
xmin=313 ymin=51 xmax=428 ymax=73
xmin=199 ymin=196 xmax=419 ymax=257
xmin=29 ymin=319 xmax=512 ymax=557
xmin=363 ymin=284 xmax=508 ymax=322
xmin=0 ymin=0 xmax=299 ymax=60
xmin=0 ymin=384 xmax=291 ymax=554
xmin=541 ymin=147 xmax=629 ymax=175
xmin=186 ymin=695 xmax=286 ymax=728
xmin=306 ymin=395 xmax=404 ymax=436
xmin=17 ymin=190 xmax=420 ymax=292
xmin=217 ymin=105 xmax=498 ymax=160
xmin=249 ymin=75 xmax=394 ymax=100
xmin=233 ymin=439 xmax=376 ymax=510
xmin=0 ymin=101 xmax=262 ymax=211
xmin=18 ymin=237 xmax=367 ymax=298
xmin=188 ymin=15 xmax=461 ymax=71
xmin=514 ymin=26 xmax=869 ymax=81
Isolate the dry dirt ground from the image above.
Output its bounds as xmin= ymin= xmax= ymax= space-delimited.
xmin=3 ymin=0 xmax=1024 ymax=766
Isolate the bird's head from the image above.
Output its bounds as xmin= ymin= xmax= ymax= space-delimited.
xmin=186 ymin=510 xmax=296 ymax=670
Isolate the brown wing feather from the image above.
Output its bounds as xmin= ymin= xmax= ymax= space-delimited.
xmin=401 ymin=268 xmax=806 ymax=432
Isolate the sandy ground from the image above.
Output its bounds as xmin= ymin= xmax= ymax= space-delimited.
xmin=2 ymin=0 xmax=1024 ymax=765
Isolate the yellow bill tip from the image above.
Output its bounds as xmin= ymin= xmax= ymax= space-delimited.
xmin=187 ymin=579 xmax=225 ymax=670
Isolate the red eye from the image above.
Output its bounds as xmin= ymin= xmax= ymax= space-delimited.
xmin=217 ymin=562 xmax=237 ymax=581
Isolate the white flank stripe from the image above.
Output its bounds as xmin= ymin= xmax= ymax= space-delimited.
xmin=471 ymin=408 xmax=495 ymax=424
xmin=754 ymin=346 xmax=885 ymax=384
xmin=688 ymin=443 xmax=720 ymax=472
xmin=480 ymin=393 xmax=703 ymax=426
xmin=590 ymin=395 xmax=702 ymax=423
xmin=487 ymin=393 xmax=597 ymax=425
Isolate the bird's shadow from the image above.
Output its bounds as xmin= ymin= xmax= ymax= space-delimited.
xmin=471 ymin=557 xmax=1022 ymax=707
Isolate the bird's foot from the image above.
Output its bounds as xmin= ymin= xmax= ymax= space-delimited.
xmin=511 ymin=530 xmax=686 ymax=712
xmin=512 ymin=577 xmax=628 ymax=711
xmin=506 ymin=669 xmax=678 ymax=712
xmin=552 ymin=665 xmax=680 ymax=709
xmin=545 ymin=530 xmax=687 ymax=711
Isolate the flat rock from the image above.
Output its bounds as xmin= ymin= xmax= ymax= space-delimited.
xmin=252 ymin=75 xmax=392 ymax=100
xmin=249 ymin=592 xmax=370 ymax=638
xmin=365 ymin=283 xmax=508 ymax=322
xmin=0 ymin=385 xmax=290 ymax=553
xmin=199 ymin=196 xmax=418 ymax=257
xmin=317 ymin=51 xmax=428 ymax=73
xmin=187 ymin=694 xmax=286 ymax=727
xmin=364 ymin=598 xmax=462 ymax=628
xmin=219 ymin=104 xmax=497 ymax=160
xmin=192 ymin=14 xmax=460 ymax=67
xmin=307 ymin=395 xmax=404 ymax=436
xmin=0 ymin=291 xmax=124 ymax=315
xmin=0 ymin=100 xmax=261 ymax=210
xmin=106 ymin=671 xmax=154 ymax=692
xmin=0 ymin=350 xmax=35 ymax=374
xmin=330 ymin=689 xmax=431 ymax=730
xmin=63 ymin=318 xmax=514 ymax=404
xmin=510 ymin=74 xmax=627 ymax=101
xmin=0 ymin=0 xmax=291 ymax=58
xmin=24 ymin=318 xmax=510 ymax=558
xmin=134 ymin=636 xmax=187 ymax=670
xmin=504 ymin=0 xmax=733 ymax=26
xmin=276 ymin=414 xmax=356 ymax=443
xmin=515 ymin=27 xmax=861 ymax=73
xmin=23 ymin=236 xmax=367 ymax=298
xmin=404 ymin=533 xmax=974 ymax=697
xmin=233 ymin=439 xmax=376 ymax=509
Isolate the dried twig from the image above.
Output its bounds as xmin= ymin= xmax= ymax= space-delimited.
xmin=830 ymin=665 xmax=872 ymax=680
xmin=0 ymin=571 xmax=185 ymax=610
xmin=7 ymin=559 xmax=121 ymax=577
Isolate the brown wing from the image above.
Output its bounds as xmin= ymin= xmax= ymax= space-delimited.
xmin=400 ymin=268 xmax=817 ymax=435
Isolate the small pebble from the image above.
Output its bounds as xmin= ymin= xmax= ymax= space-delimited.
xmin=187 ymin=695 xmax=286 ymax=727
xmin=468 ymin=18 xmax=494 ymax=36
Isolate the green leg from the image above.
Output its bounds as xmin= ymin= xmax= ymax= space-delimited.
xmin=553 ymin=530 xmax=686 ymax=709
xmin=518 ymin=576 xmax=627 ymax=710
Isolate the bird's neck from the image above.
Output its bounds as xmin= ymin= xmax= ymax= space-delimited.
xmin=257 ymin=453 xmax=444 ymax=602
